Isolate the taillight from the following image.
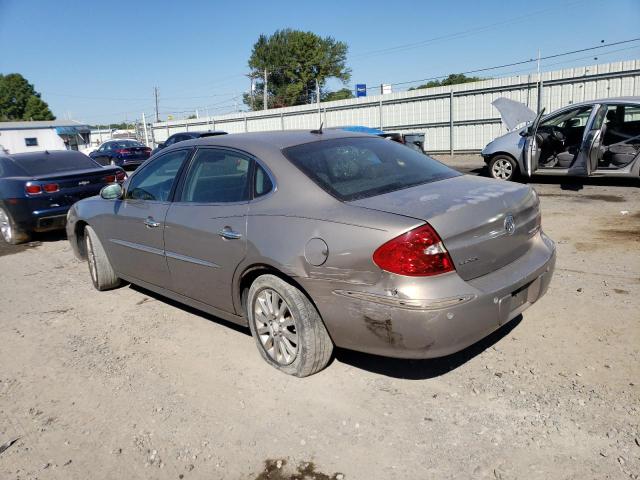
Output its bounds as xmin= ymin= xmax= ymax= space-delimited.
xmin=103 ymin=174 xmax=116 ymax=183
xmin=43 ymin=183 xmax=59 ymax=193
xmin=115 ymin=170 xmax=126 ymax=182
xmin=25 ymin=184 xmax=42 ymax=194
xmin=373 ymin=223 xmax=454 ymax=276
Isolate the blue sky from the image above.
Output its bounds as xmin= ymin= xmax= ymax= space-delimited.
xmin=1 ymin=0 xmax=639 ymax=124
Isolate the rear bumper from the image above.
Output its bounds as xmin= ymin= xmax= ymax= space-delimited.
xmin=117 ymin=158 xmax=147 ymax=168
xmin=23 ymin=205 xmax=71 ymax=232
xmin=310 ymin=231 xmax=556 ymax=359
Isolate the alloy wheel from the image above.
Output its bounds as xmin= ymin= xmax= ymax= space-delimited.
xmin=0 ymin=209 xmax=13 ymax=243
xmin=86 ymin=234 xmax=98 ymax=284
xmin=491 ymin=158 xmax=513 ymax=180
xmin=253 ymin=289 xmax=299 ymax=365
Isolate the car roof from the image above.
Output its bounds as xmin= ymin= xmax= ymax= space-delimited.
xmin=566 ymin=96 xmax=640 ymax=107
xmin=168 ymin=129 xmax=373 ymax=154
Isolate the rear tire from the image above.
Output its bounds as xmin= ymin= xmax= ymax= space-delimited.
xmin=0 ymin=207 xmax=31 ymax=245
xmin=488 ymin=155 xmax=518 ymax=181
xmin=247 ymin=274 xmax=333 ymax=377
xmin=84 ymin=226 xmax=121 ymax=291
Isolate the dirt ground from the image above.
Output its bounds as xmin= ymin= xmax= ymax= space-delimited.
xmin=1 ymin=155 xmax=638 ymax=480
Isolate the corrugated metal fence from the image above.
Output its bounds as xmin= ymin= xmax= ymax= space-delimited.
xmin=149 ymin=60 xmax=640 ymax=153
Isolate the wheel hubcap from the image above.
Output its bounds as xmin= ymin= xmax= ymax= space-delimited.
xmin=492 ymin=159 xmax=513 ymax=180
xmin=0 ymin=209 xmax=12 ymax=242
xmin=254 ymin=289 xmax=298 ymax=365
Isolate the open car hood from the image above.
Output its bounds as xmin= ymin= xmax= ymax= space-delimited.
xmin=492 ymin=97 xmax=536 ymax=131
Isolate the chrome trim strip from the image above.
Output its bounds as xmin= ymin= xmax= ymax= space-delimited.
xmin=109 ymin=239 xmax=164 ymax=256
xmin=165 ymin=251 xmax=220 ymax=268
xmin=332 ymin=289 xmax=475 ymax=311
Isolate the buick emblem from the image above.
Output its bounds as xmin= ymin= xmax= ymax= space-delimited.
xmin=78 ymin=180 xmax=90 ymax=186
xmin=504 ymin=214 xmax=516 ymax=235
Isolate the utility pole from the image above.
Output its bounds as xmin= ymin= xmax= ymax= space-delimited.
xmin=154 ymin=87 xmax=159 ymax=122
xmin=316 ymin=79 xmax=321 ymax=125
xmin=141 ymin=112 xmax=149 ymax=147
xmin=536 ymin=49 xmax=543 ymax=113
xmin=263 ymin=68 xmax=268 ymax=111
xmin=247 ymin=74 xmax=255 ymax=110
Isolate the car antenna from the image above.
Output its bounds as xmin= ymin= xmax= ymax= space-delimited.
xmin=310 ymin=122 xmax=323 ymax=134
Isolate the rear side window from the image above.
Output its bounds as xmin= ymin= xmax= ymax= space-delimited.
xmin=13 ymin=152 xmax=100 ymax=175
xmin=254 ymin=163 xmax=273 ymax=197
xmin=180 ymin=148 xmax=250 ymax=203
xmin=283 ymin=137 xmax=458 ymax=201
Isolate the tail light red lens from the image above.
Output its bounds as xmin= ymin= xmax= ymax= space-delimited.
xmin=373 ymin=223 xmax=454 ymax=276
xmin=103 ymin=174 xmax=116 ymax=183
xmin=25 ymin=184 xmax=42 ymax=194
xmin=43 ymin=183 xmax=59 ymax=193
xmin=116 ymin=148 xmax=131 ymax=154
xmin=115 ymin=170 xmax=126 ymax=182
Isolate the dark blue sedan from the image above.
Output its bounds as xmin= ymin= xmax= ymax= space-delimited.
xmin=0 ymin=150 xmax=126 ymax=244
xmin=89 ymin=139 xmax=151 ymax=169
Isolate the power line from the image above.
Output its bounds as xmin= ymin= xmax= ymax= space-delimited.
xmin=352 ymin=38 xmax=640 ymax=90
xmin=349 ymin=0 xmax=586 ymax=61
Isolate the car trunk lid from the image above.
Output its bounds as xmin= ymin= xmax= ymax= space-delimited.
xmin=29 ymin=167 xmax=122 ymax=205
xmin=350 ymin=175 xmax=540 ymax=281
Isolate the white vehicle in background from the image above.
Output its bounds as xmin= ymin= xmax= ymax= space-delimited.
xmin=482 ymin=97 xmax=640 ymax=181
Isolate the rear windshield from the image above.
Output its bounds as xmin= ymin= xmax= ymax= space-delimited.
xmin=13 ymin=152 xmax=100 ymax=176
xmin=283 ymin=137 xmax=458 ymax=201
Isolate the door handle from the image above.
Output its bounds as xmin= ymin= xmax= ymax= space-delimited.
xmin=144 ymin=217 xmax=161 ymax=228
xmin=218 ymin=227 xmax=242 ymax=240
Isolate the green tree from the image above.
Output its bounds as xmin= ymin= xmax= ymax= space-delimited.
xmin=0 ymin=73 xmax=55 ymax=120
xmin=244 ymin=29 xmax=351 ymax=110
xmin=408 ymin=73 xmax=483 ymax=91
xmin=323 ymin=88 xmax=354 ymax=102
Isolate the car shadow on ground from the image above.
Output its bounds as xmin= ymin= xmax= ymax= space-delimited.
xmin=129 ymin=283 xmax=521 ymax=380
xmin=128 ymin=284 xmax=252 ymax=338
xmin=472 ymin=164 xmax=639 ymax=189
xmin=0 ymin=230 xmax=67 ymax=258
xmin=333 ymin=316 xmax=522 ymax=380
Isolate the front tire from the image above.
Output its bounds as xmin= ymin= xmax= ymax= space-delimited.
xmin=0 ymin=207 xmax=30 ymax=245
xmin=84 ymin=226 xmax=121 ymax=291
xmin=488 ymin=155 xmax=518 ymax=181
xmin=247 ymin=274 xmax=333 ymax=377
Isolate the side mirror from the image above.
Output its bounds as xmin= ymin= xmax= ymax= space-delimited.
xmin=89 ymin=151 xmax=97 ymax=156
xmin=157 ymin=142 xmax=165 ymax=149
xmin=100 ymin=183 xmax=123 ymax=200
xmin=519 ymin=128 xmax=530 ymax=137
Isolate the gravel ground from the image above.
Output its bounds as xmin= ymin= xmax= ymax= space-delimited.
xmin=0 ymin=155 xmax=638 ymax=479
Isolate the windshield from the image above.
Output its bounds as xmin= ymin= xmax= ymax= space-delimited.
xmin=283 ymin=137 xmax=459 ymax=201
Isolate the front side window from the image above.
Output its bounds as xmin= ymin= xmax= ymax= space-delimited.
xmin=283 ymin=137 xmax=458 ymax=201
xmin=126 ymin=149 xmax=189 ymax=201
xmin=180 ymin=148 xmax=250 ymax=203
xmin=541 ymin=106 xmax=593 ymax=129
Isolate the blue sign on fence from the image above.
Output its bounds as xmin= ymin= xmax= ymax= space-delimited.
xmin=356 ymin=84 xmax=367 ymax=97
